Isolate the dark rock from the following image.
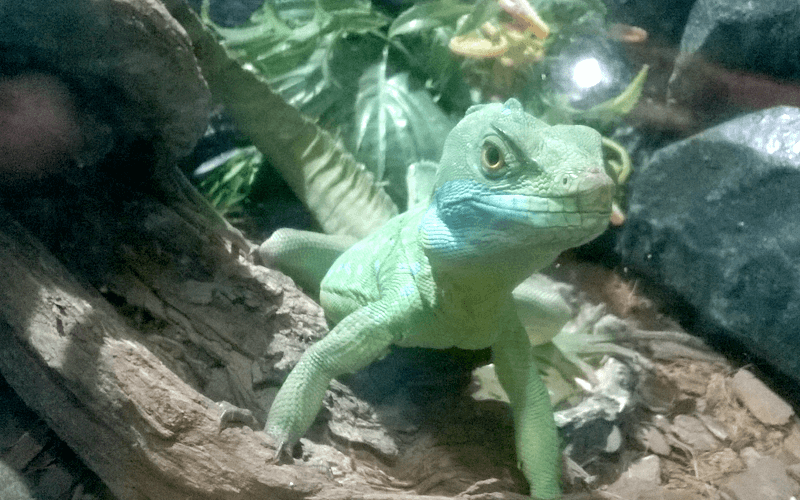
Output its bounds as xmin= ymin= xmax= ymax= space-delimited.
xmin=667 ymin=0 xmax=800 ymax=121
xmin=677 ymin=0 xmax=800 ymax=81
xmin=617 ymin=106 xmax=800 ymax=389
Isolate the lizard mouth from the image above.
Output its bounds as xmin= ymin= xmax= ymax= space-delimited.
xmin=465 ymin=191 xmax=613 ymax=231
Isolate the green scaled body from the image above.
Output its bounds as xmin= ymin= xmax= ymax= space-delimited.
xmin=264 ymin=99 xmax=614 ymax=499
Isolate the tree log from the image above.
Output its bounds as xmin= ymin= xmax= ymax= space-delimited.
xmin=0 ymin=206 xmax=343 ymax=499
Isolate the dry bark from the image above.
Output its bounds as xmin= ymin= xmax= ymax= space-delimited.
xmin=0 ymin=202 xmax=337 ymax=499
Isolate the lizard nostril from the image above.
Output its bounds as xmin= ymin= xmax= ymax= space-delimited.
xmin=587 ymin=166 xmax=603 ymax=176
xmin=558 ymin=174 xmax=575 ymax=188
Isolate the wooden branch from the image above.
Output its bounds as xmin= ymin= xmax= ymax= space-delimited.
xmin=0 ymin=207 xmax=335 ymax=499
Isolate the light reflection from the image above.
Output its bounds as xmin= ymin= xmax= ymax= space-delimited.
xmin=572 ymin=57 xmax=603 ymax=89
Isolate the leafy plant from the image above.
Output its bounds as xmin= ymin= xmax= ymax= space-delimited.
xmin=196 ymin=146 xmax=262 ymax=218
xmin=197 ymin=0 xmax=645 ymax=214
xmin=176 ymin=2 xmax=397 ymax=238
xmin=205 ymin=0 xmax=388 ymax=80
xmin=345 ymin=56 xmax=455 ymax=207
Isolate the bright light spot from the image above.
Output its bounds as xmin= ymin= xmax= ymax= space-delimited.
xmin=572 ymin=58 xmax=602 ymax=89
xmin=574 ymin=377 xmax=592 ymax=391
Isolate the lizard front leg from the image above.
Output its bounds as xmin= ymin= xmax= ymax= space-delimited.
xmin=493 ymin=318 xmax=561 ymax=500
xmin=265 ymin=303 xmax=397 ymax=454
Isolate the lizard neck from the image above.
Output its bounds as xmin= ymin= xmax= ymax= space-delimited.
xmin=416 ymin=202 xmax=562 ymax=296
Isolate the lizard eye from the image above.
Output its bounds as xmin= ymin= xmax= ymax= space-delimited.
xmin=481 ymin=138 xmax=506 ymax=177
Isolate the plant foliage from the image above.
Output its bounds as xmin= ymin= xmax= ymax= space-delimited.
xmin=198 ymin=0 xmax=645 ymax=213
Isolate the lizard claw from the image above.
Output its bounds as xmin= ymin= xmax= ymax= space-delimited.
xmin=262 ymin=423 xmax=297 ymax=463
xmin=266 ymin=437 xmax=298 ymax=464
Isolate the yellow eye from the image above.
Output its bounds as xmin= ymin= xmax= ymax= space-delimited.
xmin=481 ymin=140 xmax=505 ymax=174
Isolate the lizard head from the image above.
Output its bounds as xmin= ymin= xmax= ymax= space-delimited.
xmin=420 ymin=98 xmax=614 ymax=281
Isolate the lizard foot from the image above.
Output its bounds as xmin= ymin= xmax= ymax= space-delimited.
xmin=265 ymin=437 xmax=301 ymax=465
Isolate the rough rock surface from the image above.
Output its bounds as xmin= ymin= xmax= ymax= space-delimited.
xmin=731 ymin=369 xmax=795 ymax=426
xmin=676 ymin=0 xmax=800 ymax=81
xmin=618 ymin=106 xmax=800 ymax=390
xmin=667 ymin=0 xmax=800 ymax=122
xmin=721 ymin=456 xmax=800 ymax=500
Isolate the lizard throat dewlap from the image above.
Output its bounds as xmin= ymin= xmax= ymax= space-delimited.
xmin=419 ymin=178 xmax=612 ymax=260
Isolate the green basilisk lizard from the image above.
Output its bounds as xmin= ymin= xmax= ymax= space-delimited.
xmin=259 ymin=98 xmax=614 ymax=499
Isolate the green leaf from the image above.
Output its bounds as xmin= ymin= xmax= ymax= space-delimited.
xmin=320 ymin=0 xmax=372 ymax=13
xmin=346 ymin=59 xmax=454 ymax=208
xmin=452 ymin=0 xmax=500 ymax=36
xmin=565 ymin=65 xmax=649 ymax=125
xmin=535 ymin=65 xmax=648 ymax=129
xmin=585 ymin=64 xmax=648 ymax=118
xmin=271 ymin=34 xmax=386 ymax=129
xmin=266 ymin=37 xmax=337 ymax=114
xmin=269 ymin=0 xmax=318 ymax=27
xmin=197 ymin=146 xmax=263 ymax=217
xmin=211 ymin=7 xmax=322 ymax=78
xmin=328 ymin=8 xmax=390 ymax=34
xmin=208 ymin=2 xmax=291 ymax=46
xmin=181 ymin=0 xmax=399 ymax=236
xmin=388 ymin=1 xmax=473 ymax=38
xmin=206 ymin=0 xmax=387 ymax=81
